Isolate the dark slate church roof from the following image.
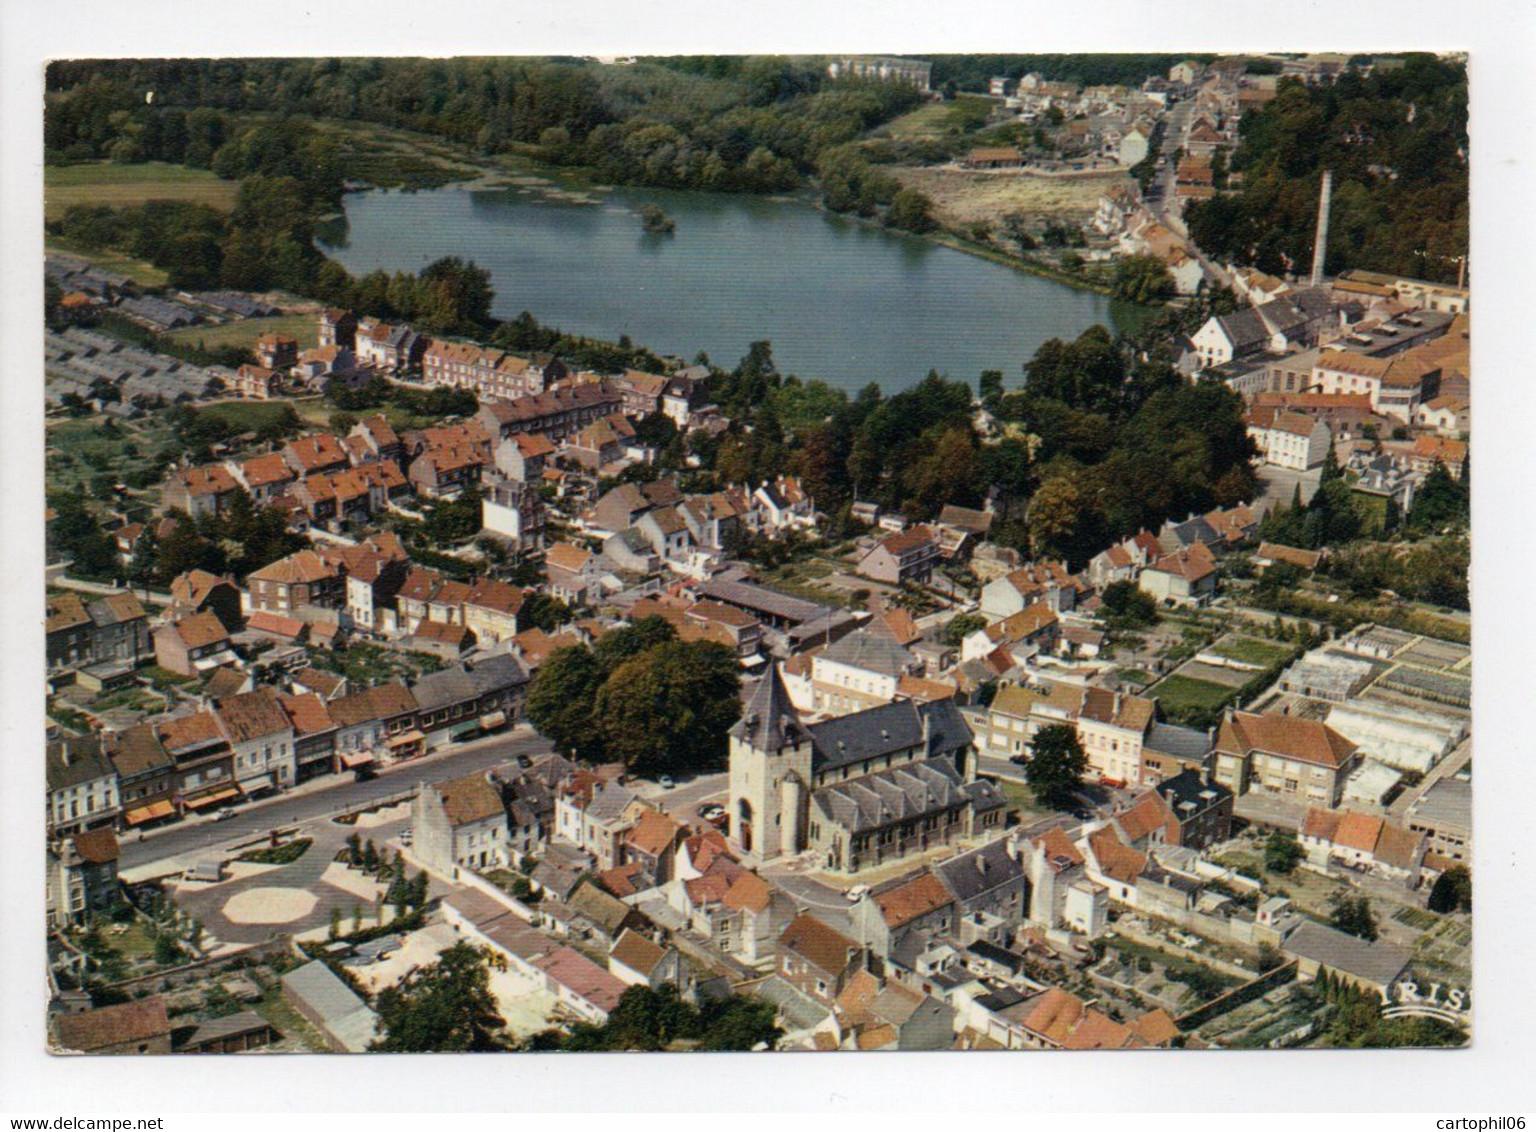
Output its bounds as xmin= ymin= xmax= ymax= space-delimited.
xmin=811 ymin=758 xmax=971 ymax=834
xmin=806 ymin=698 xmax=972 ymax=775
xmin=731 ymin=666 xmax=811 ymax=754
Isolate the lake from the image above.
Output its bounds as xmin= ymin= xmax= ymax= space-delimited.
xmin=320 ymin=177 xmax=1145 ymax=395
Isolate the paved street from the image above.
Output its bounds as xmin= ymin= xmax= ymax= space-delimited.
xmin=1254 ymin=464 xmax=1322 ymax=513
xmin=640 ymin=771 xmax=729 ymax=828
xmin=121 ymin=726 xmax=554 ymax=872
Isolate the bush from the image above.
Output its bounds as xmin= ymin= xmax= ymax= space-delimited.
xmin=1264 ymin=832 xmax=1303 ymax=874
xmin=237 ymin=838 xmax=312 ymax=866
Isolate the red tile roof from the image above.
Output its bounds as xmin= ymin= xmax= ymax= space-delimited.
xmin=779 ymin=913 xmax=860 ymax=974
xmin=873 ymin=873 xmax=953 ymax=929
xmin=1217 ymin=711 xmax=1358 ymax=769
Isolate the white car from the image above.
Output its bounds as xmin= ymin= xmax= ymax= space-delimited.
xmin=211 ymin=808 xmax=237 ymax=822
xmin=845 ymin=884 xmax=870 ymax=902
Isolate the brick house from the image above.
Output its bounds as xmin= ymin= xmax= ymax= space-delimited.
xmin=246 ymin=550 xmax=344 ymax=617
xmin=153 ymin=610 xmax=238 ymax=677
xmin=777 ymin=913 xmax=867 ymax=1006
xmin=1213 ymin=711 xmax=1361 ymax=806
xmin=858 ymin=525 xmax=941 ymax=586
xmin=45 ymin=591 xmax=151 ymax=672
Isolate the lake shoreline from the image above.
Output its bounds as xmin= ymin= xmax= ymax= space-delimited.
xmin=326 ymin=167 xmax=1139 ymax=392
xmin=333 ymin=126 xmax=1137 ymax=307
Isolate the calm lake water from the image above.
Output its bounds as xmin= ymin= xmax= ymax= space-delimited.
xmin=320 ymin=178 xmax=1145 ymax=394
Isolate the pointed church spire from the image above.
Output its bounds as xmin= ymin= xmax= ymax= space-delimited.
xmin=731 ymin=662 xmax=802 ymax=753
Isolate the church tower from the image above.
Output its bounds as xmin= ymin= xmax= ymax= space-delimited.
xmin=728 ymin=664 xmax=814 ymax=867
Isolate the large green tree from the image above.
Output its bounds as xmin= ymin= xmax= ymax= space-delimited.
xmin=372 ymin=943 xmax=506 ymax=1052
xmin=547 ymin=984 xmax=781 ymax=1052
xmin=596 ymin=640 xmax=742 ymax=775
xmin=524 ymin=644 xmax=606 ymax=760
xmin=1408 ymin=461 xmax=1469 ymax=533
xmin=1426 ymin=864 xmax=1471 ymax=914
xmin=1022 ymin=724 xmax=1089 ymax=809
xmin=1329 ymin=893 xmax=1380 ymax=941
xmin=1113 ymin=254 xmax=1175 ymax=304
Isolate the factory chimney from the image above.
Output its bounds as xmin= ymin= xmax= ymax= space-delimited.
xmin=1309 ymin=169 xmax=1333 ymax=287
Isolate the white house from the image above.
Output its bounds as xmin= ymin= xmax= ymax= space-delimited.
xmin=1117 ymin=124 xmax=1151 ymax=167
xmin=1164 ymin=249 xmax=1205 ymax=297
xmin=412 ymin=772 xmax=510 ymax=875
xmin=46 ymin=737 xmax=121 ymax=838
xmin=980 ymin=560 xmax=1079 ymax=620
xmin=1246 ymin=406 xmax=1331 ymax=470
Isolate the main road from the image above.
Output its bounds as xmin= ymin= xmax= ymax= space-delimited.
xmin=120 ymin=726 xmax=556 ymax=872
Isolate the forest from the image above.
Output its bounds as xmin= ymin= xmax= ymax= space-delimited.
xmin=684 ymin=321 xmax=1258 ymax=570
xmin=45 ymin=57 xmax=923 ymax=208
xmin=1185 ymin=54 xmax=1468 ymax=283
xmin=925 ymin=54 xmax=1213 ymax=92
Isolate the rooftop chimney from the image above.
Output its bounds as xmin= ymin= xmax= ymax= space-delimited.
xmin=1309 ymin=170 xmax=1333 ymax=287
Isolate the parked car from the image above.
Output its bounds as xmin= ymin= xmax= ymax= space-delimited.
xmin=698 ymin=803 xmax=726 ymax=827
xmin=657 ymin=775 xmax=676 ymax=791
xmin=211 ymin=808 xmax=237 ymax=822
xmin=845 ymin=884 xmax=870 ymax=902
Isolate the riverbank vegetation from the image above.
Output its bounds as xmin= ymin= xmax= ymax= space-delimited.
xmin=1185 ymin=54 xmax=1467 ymax=282
xmin=47 ymin=58 xmax=930 ymax=220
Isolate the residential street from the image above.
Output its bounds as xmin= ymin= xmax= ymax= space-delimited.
xmin=635 ymin=771 xmax=729 ymax=827
xmin=120 ymin=726 xmax=554 ymax=872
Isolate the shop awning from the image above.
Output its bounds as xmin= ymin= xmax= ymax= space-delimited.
xmin=123 ymin=799 xmax=176 ymax=826
xmin=339 ymin=751 xmax=375 ymax=770
xmin=386 ymin=730 xmax=426 ymax=749
xmin=242 ymin=774 xmax=275 ymax=794
xmin=182 ymin=786 xmax=240 ymax=810
xmin=478 ymin=711 xmax=507 ymax=731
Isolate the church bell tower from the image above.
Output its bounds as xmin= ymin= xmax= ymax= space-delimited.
xmin=727 ymin=664 xmax=813 ymax=867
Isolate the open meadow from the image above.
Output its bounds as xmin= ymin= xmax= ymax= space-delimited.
xmin=45 ymin=161 xmax=240 ymax=222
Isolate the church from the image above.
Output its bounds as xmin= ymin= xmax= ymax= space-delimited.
xmin=728 ymin=667 xmax=1006 ymax=873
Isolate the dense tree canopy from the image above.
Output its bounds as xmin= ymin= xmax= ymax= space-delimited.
xmin=46 ymin=57 xmax=921 ymax=201
xmin=1186 ymin=56 xmax=1467 ymax=282
xmin=534 ymin=983 xmax=781 ymax=1052
xmin=525 ymin=617 xmax=742 ymax=774
xmin=372 ymin=943 xmax=507 ymax=1052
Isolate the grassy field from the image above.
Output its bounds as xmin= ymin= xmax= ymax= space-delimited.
xmin=166 ymin=312 xmax=319 ymax=352
xmin=45 ymin=237 xmax=169 ymax=289
xmin=997 ymin=778 xmax=1056 ymax=824
xmin=881 ymin=97 xmax=995 ymax=139
xmin=45 ymin=161 xmax=240 ymax=222
xmin=1208 ymin=636 xmax=1296 ymax=667
xmin=1149 ymin=674 xmax=1240 ymax=720
xmin=44 ymin=414 xmax=178 ymax=496
xmin=194 ymin=400 xmax=303 ymax=435
xmin=890 ymin=164 xmax=1131 ymax=230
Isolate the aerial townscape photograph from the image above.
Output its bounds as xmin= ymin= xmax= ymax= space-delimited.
xmin=31 ymin=44 xmax=1478 ymax=1061
xmin=7 ymin=0 xmax=1529 ymax=1119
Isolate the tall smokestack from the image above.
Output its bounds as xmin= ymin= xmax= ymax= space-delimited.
xmin=1309 ymin=169 xmax=1333 ymax=287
